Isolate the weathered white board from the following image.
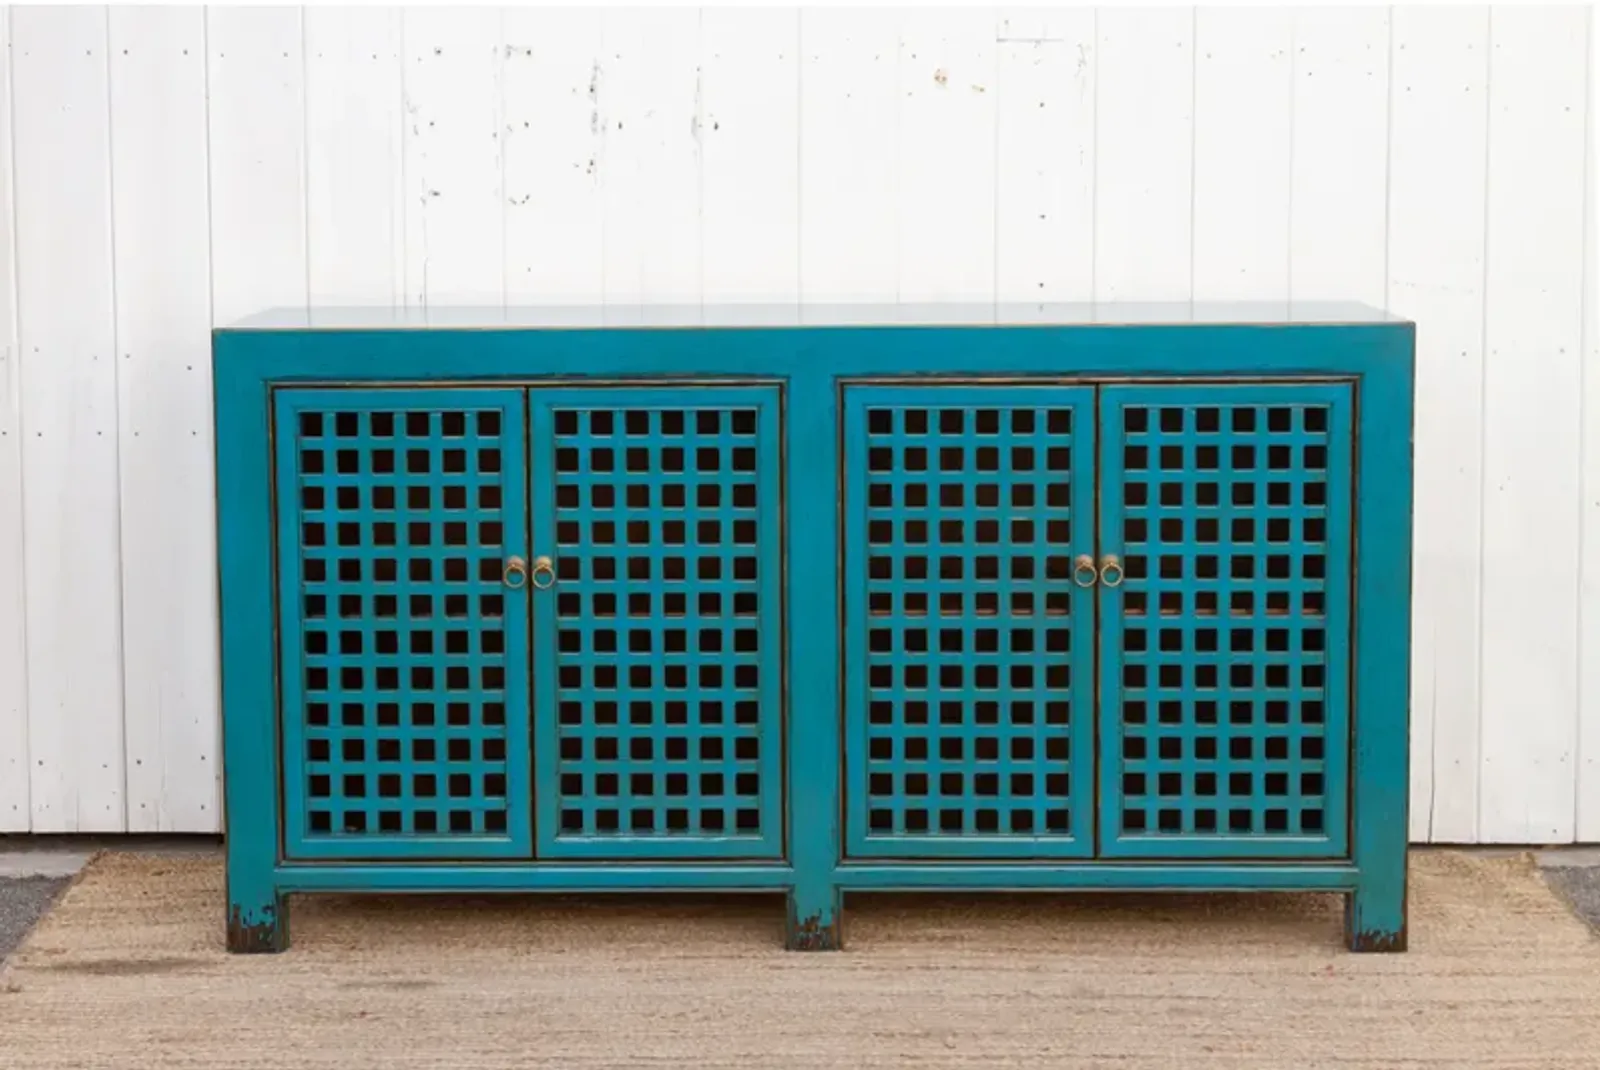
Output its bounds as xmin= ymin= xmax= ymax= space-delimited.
xmin=110 ymin=6 xmax=219 ymax=831
xmin=1388 ymin=6 xmax=1491 ymax=843
xmin=1093 ymin=8 xmax=1194 ymax=302
xmin=13 ymin=7 xmax=125 ymax=832
xmin=0 ymin=5 xmax=1592 ymax=842
xmin=0 ymin=7 xmax=28 ymax=832
xmin=1478 ymin=7 xmax=1588 ymax=845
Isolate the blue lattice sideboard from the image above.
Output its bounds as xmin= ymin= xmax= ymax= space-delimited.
xmin=214 ymin=303 xmax=1414 ymax=954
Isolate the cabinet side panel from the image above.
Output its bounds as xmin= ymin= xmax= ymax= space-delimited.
xmin=216 ymin=337 xmax=282 ymax=908
xmin=1350 ymin=326 xmax=1415 ymax=933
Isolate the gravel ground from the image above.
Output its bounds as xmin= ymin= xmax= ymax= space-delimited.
xmin=1544 ymin=866 xmax=1600 ymax=934
xmin=0 ymin=876 xmax=69 ymax=965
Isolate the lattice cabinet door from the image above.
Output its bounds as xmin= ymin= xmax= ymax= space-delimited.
xmin=529 ymin=387 xmax=786 ymax=860
xmin=274 ymin=389 xmax=532 ymax=859
xmin=841 ymin=386 xmax=1098 ymax=859
xmin=1097 ymin=384 xmax=1353 ymax=859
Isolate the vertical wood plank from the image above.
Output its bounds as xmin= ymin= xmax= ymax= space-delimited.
xmin=1388 ymin=7 xmax=1489 ymax=843
xmin=13 ymin=7 xmax=124 ymax=832
xmin=502 ymin=8 xmax=604 ymax=309
xmin=109 ymin=6 xmax=217 ymax=832
xmin=207 ymin=7 xmax=307 ymax=323
xmin=401 ymin=7 xmax=505 ymax=308
xmin=1286 ymin=8 xmax=1388 ymax=302
xmin=1192 ymin=7 xmax=1292 ymax=302
xmin=1479 ymin=6 xmax=1588 ymax=844
xmin=2 ymin=3 xmax=1593 ymax=843
xmin=0 ymin=6 xmax=28 ymax=832
xmin=598 ymin=9 xmax=702 ymax=324
xmin=1579 ymin=7 xmax=1600 ymax=841
xmin=798 ymin=9 xmax=900 ymax=306
xmin=305 ymin=7 xmax=404 ymax=306
xmin=994 ymin=9 xmax=1095 ymax=303
xmin=700 ymin=8 xmax=800 ymax=313
xmin=895 ymin=9 xmax=996 ymax=304
xmin=1094 ymin=7 xmax=1193 ymax=302
xmin=1288 ymin=7 xmax=1389 ymax=305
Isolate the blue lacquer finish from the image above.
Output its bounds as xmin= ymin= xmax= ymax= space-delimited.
xmin=528 ymin=387 xmax=785 ymax=860
xmin=273 ymin=389 xmax=532 ymax=860
xmin=1096 ymin=384 xmax=1352 ymax=860
xmin=842 ymin=385 xmax=1097 ymax=858
xmin=215 ymin=304 xmax=1413 ymax=955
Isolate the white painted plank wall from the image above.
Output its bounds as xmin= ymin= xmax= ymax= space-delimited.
xmin=0 ymin=7 xmax=25 ymax=832
xmin=0 ymin=5 xmax=1594 ymax=843
xmin=502 ymin=8 xmax=605 ymax=311
xmin=109 ymin=7 xmax=217 ymax=831
xmin=600 ymin=9 xmax=702 ymax=323
xmin=1389 ymin=7 xmax=1490 ymax=844
xmin=897 ymin=9 xmax=996 ymax=304
xmin=1581 ymin=4 xmax=1600 ymax=843
xmin=404 ymin=8 xmax=506 ymax=309
xmin=1192 ymin=7 xmax=1291 ymax=303
xmin=799 ymin=9 xmax=899 ymax=305
xmin=993 ymin=9 xmax=1095 ymax=303
xmin=206 ymin=8 xmax=307 ymax=325
xmin=1093 ymin=8 xmax=1193 ymax=303
xmin=1478 ymin=7 xmax=1589 ymax=844
xmin=701 ymin=9 xmax=800 ymax=313
xmin=12 ymin=7 xmax=125 ymax=832
xmin=305 ymin=7 xmax=405 ymax=307
xmin=1287 ymin=7 xmax=1389 ymax=308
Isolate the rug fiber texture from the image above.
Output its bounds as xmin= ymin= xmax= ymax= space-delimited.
xmin=2 ymin=850 xmax=1598 ymax=1068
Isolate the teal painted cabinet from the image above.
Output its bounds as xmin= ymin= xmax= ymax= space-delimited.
xmin=274 ymin=389 xmax=532 ymax=860
xmin=842 ymin=385 xmax=1098 ymax=860
xmin=528 ymin=387 xmax=786 ymax=861
xmin=215 ymin=303 xmax=1414 ymax=954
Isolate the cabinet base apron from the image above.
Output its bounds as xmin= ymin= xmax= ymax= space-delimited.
xmin=215 ymin=303 xmax=1416 ymax=955
xmin=227 ymin=860 xmax=1405 ymax=953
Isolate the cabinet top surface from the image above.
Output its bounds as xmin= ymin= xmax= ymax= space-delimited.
xmin=221 ymin=301 xmax=1409 ymax=332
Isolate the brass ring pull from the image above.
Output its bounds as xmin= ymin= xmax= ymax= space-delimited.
xmin=1073 ymin=554 xmax=1098 ymax=588
xmin=530 ymin=555 xmax=557 ymax=590
xmin=502 ymin=556 xmax=528 ymax=590
xmin=1099 ymin=554 xmax=1125 ymax=588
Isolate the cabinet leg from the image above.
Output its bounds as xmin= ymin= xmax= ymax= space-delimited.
xmin=227 ymin=888 xmax=290 ymax=954
xmin=785 ymin=884 xmax=842 ymax=951
xmin=1345 ymin=882 xmax=1406 ymax=953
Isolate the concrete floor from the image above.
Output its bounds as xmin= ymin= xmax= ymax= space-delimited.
xmin=2 ymin=838 xmax=1598 ymax=963
xmin=0 ymin=876 xmax=69 ymax=964
xmin=1545 ymin=866 xmax=1600 ymax=935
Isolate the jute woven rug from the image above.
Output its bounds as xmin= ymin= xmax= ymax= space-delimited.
xmin=2 ymin=851 xmax=1598 ymax=1068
